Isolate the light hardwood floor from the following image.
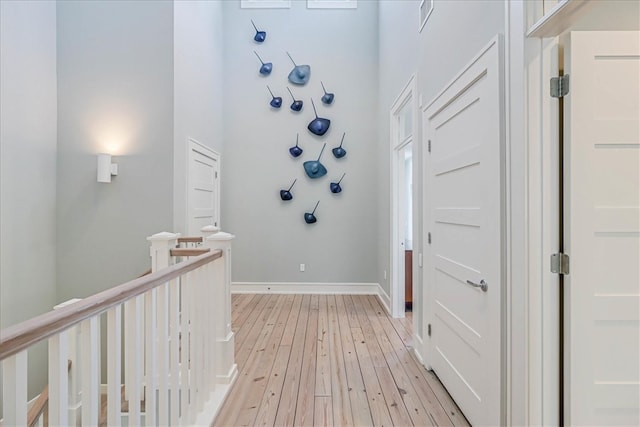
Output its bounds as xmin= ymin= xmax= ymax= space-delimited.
xmin=214 ymin=294 xmax=469 ymax=427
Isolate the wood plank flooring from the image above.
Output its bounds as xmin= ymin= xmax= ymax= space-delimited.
xmin=214 ymin=294 xmax=469 ymax=427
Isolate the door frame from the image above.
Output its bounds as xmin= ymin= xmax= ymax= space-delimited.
xmin=389 ymin=75 xmax=418 ymax=319
xmin=523 ymin=1 xmax=640 ymax=425
xmin=505 ymin=2 xmax=529 ymax=426
xmin=186 ymin=138 xmax=221 ymax=235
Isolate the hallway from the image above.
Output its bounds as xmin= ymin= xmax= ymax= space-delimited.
xmin=214 ymin=294 xmax=468 ymax=426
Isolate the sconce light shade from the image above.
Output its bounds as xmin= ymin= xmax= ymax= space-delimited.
xmin=97 ymin=153 xmax=118 ymax=183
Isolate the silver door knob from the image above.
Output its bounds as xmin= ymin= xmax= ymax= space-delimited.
xmin=466 ymin=279 xmax=488 ymax=292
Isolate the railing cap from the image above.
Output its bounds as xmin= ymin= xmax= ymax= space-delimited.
xmin=201 ymin=225 xmax=220 ymax=233
xmin=54 ymin=298 xmax=82 ymax=310
xmin=147 ymin=231 xmax=180 ymax=241
xmin=206 ymin=231 xmax=235 ymax=241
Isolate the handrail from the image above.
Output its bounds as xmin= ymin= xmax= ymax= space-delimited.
xmin=0 ymin=250 xmax=223 ymax=360
xmin=170 ymin=248 xmax=210 ymax=257
xmin=177 ymin=236 xmax=203 ymax=244
xmin=137 ymin=268 xmax=152 ymax=278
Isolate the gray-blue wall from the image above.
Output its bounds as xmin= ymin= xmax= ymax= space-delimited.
xmin=0 ymin=0 xmax=58 ymax=407
xmin=221 ymin=0 xmax=379 ymax=285
xmin=173 ymin=0 xmax=225 ymax=234
xmin=56 ymin=0 xmax=175 ymax=301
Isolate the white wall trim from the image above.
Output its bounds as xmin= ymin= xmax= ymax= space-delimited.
xmin=376 ymin=285 xmax=391 ymax=315
xmin=240 ymin=0 xmax=291 ymax=8
xmin=307 ymin=0 xmax=357 ymax=9
xmin=506 ymin=1 xmax=528 ymax=426
xmin=232 ymin=281 xmax=378 ymax=294
xmin=232 ymin=282 xmax=391 ymax=314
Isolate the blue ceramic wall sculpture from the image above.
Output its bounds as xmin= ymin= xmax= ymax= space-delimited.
xmin=307 ymin=99 xmax=331 ymax=136
xmin=304 ymin=201 xmax=320 ymax=224
xmin=330 ymin=173 xmax=346 ymax=194
xmin=254 ymin=51 xmax=272 ymax=75
xmin=289 ymin=134 xmax=303 ymax=157
xmin=320 ymin=81 xmax=335 ymax=105
xmin=332 ymin=132 xmax=347 ymax=158
xmin=286 ymin=52 xmax=311 ymax=85
xmin=267 ymin=86 xmax=282 ymax=109
xmin=287 ymin=87 xmax=304 ymax=112
xmin=251 ymin=20 xmax=266 ymax=43
xmin=280 ymin=179 xmax=296 ymax=201
xmin=303 ymin=143 xmax=328 ymax=179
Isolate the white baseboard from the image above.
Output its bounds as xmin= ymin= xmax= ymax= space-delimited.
xmin=232 ymin=282 xmax=381 ymax=295
xmin=376 ymin=286 xmax=391 ymax=315
xmin=413 ymin=334 xmax=425 ymax=365
xmin=217 ymin=363 xmax=238 ymax=385
xmin=232 ymin=282 xmax=392 ymax=315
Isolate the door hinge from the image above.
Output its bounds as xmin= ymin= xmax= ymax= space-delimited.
xmin=550 ymin=253 xmax=570 ymax=275
xmin=427 ymin=323 xmax=432 ymax=337
xmin=550 ymin=75 xmax=570 ymax=98
xmin=428 ymin=139 xmax=431 ymax=153
xmin=215 ymin=171 xmax=218 ymax=179
xmin=427 ymin=232 xmax=432 ymax=244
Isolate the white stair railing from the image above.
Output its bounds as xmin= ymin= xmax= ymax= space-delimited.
xmin=0 ymin=227 xmax=236 ymax=426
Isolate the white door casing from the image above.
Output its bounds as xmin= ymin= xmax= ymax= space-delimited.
xmin=563 ymin=31 xmax=640 ymax=427
xmin=527 ymin=36 xmax=562 ymax=426
xmin=423 ymin=36 xmax=504 ymax=427
xmin=187 ymin=139 xmax=220 ymax=236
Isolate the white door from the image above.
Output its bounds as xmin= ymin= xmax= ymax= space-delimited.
xmin=563 ymin=31 xmax=640 ymax=426
xmin=187 ymin=140 xmax=220 ymax=235
xmin=423 ymin=37 xmax=503 ymax=426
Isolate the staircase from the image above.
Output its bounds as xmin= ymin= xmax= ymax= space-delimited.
xmin=0 ymin=226 xmax=237 ymax=426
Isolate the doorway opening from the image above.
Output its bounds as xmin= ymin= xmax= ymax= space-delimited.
xmin=390 ymin=75 xmax=417 ymax=319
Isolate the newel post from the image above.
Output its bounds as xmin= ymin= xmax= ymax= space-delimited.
xmin=147 ymin=231 xmax=179 ymax=272
xmin=200 ymin=225 xmax=220 ymax=240
xmin=203 ymin=226 xmax=237 ymax=384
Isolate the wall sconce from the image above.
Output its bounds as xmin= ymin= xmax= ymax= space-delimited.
xmin=97 ymin=153 xmax=118 ymax=183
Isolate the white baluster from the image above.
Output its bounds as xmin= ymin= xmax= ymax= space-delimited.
xmin=204 ymin=230 xmax=237 ymax=384
xmin=169 ymin=276 xmax=181 ymax=426
xmin=107 ymin=305 xmax=122 ymax=426
xmin=48 ymin=331 xmax=69 ymax=426
xmin=2 ymin=351 xmax=28 ymax=426
xmin=125 ymin=296 xmax=143 ymax=426
xmin=192 ymin=267 xmax=204 ymax=417
xmin=145 ymin=288 xmax=158 ymax=425
xmin=200 ymin=264 xmax=210 ymax=397
xmin=144 ymin=231 xmax=177 ymax=425
xmin=180 ymin=272 xmax=192 ymax=425
xmin=157 ymin=281 xmax=170 ymax=425
xmin=189 ymin=268 xmax=201 ymax=424
xmin=80 ymin=317 xmax=99 ymax=426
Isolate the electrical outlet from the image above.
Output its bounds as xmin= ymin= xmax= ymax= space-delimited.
xmin=383 ymin=270 xmax=387 ymax=280
xmin=300 ymin=263 xmax=305 ymax=272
